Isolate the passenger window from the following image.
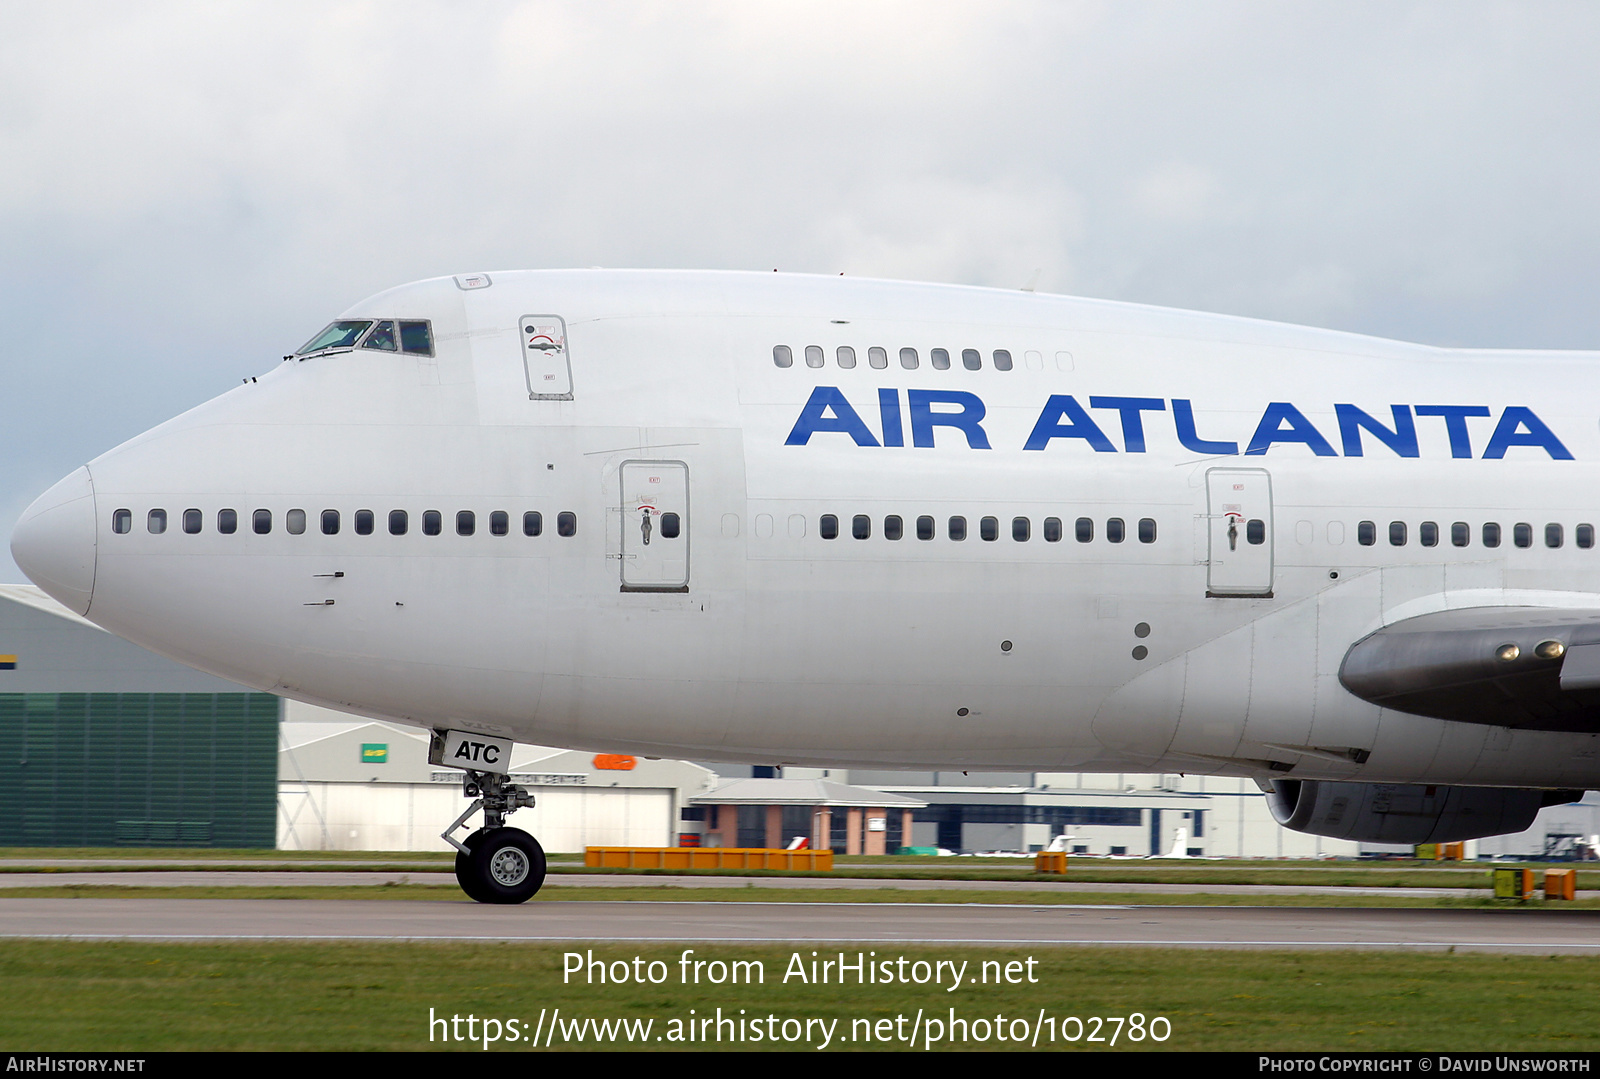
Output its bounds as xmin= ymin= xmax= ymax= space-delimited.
xmin=805 ymin=345 xmax=824 ymax=369
xmin=360 ymin=321 xmax=397 ymax=351
xmin=253 ymin=509 xmax=271 ymax=535
xmin=962 ymin=349 xmax=981 ymax=371
xmin=1483 ymin=522 xmax=1501 ymax=548
xmin=1108 ymin=518 xmax=1126 ymax=543
xmin=1451 ymin=521 xmax=1468 ymax=547
xmin=287 ymin=509 xmax=307 ymax=535
xmin=773 ymin=345 xmax=793 ymax=369
xmin=1514 ymin=522 xmax=1532 ymax=548
xmin=522 ymin=511 xmax=542 ymax=537
xmin=837 ymin=346 xmax=856 ymax=369
xmin=1138 ymin=518 xmax=1157 ymax=543
xmin=457 ymin=511 xmax=476 ymax=537
xmin=1246 ymin=519 xmax=1265 ymax=545
xmin=1358 ymin=521 xmax=1376 ymax=546
xmin=557 ymin=511 xmax=576 ymax=537
xmin=885 ymin=515 xmax=904 ymax=540
xmin=389 ymin=510 xmax=408 ymax=536
xmin=853 ymin=514 xmax=871 ymax=540
xmin=820 ymin=514 xmax=839 ymax=540
xmin=218 ymin=509 xmax=237 ymax=535
xmin=1580 ymin=524 xmax=1595 ymax=549
xmin=868 ymin=347 xmax=888 ymax=370
xmin=931 ymin=348 xmax=950 ymax=370
xmin=1012 ymin=517 xmax=1029 ymax=542
xmin=980 ymin=516 xmax=998 ymax=541
xmin=399 ymin=321 xmax=434 ymax=355
xmin=1547 ymin=523 xmax=1564 ymax=548
xmin=1044 ymin=517 xmax=1062 ymax=542
xmin=1420 ymin=521 xmax=1438 ymax=547
xmin=1075 ymin=517 xmax=1093 ymax=543
xmin=900 ymin=347 xmax=918 ymax=370
xmin=916 ymin=515 xmax=934 ymax=540
xmin=661 ymin=512 xmax=681 ymax=539
xmin=355 ymin=510 xmax=374 ymax=536
xmin=112 ymin=509 xmax=131 ymax=534
xmin=322 ymin=510 xmax=340 ymax=535
xmin=948 ymin=516 xmax=967 ymax=541
xmin=490 ymin=510 xmax=509 ymax=537
xmin=1389 ymin=521 xmax=1407 ymax=546
xmin=183 ymin=508 xmax=202 ymax=534
xmin=993 ymin=349 xmax=1013 ymax=371
xmin=148 ymin=509 xmax=167 ymax=534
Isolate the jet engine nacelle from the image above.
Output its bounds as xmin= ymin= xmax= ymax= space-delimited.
xmin=1266 ymin=780 xmax=1581 ymax=844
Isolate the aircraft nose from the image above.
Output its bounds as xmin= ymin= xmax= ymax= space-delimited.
xmin=11 ymin=466 xmax=97 ymax=615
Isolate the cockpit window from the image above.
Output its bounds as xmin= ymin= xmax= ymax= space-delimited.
xmin=399 ymin=321 xmax=434 ymax=355
xmin=360 ymin=321 xmax=398 ymax=351
xmin=297 ymin=318 xmax=432 ymax=357
xmin=297 ymin=321 xmax=373 ymax=355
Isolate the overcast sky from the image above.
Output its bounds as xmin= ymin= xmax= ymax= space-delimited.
xmin=4 ymin=1 xmax=1600 ymax=579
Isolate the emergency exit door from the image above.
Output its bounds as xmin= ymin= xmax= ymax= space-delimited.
xmin=1205 ymin=467 xmax=1273 ymax=597
xmin=620 ymin=460 xmax=690 ymax=592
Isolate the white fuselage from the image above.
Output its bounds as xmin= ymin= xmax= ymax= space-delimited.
xmin=16 ymin=270 xmax=1600 ymax=789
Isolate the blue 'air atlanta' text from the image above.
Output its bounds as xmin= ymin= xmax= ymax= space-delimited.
xmin=785 ymin=388 xmax=1574 ymax=460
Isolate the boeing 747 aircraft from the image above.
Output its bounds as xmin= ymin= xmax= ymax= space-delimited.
xmin=11 ymin=269 xmax=1599 ymax=901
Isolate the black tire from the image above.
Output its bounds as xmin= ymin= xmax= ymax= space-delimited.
xmin=467 ymin=827 xmax=546 ymax=904
xmin=454 ymin=827 xmax=492 ymax=903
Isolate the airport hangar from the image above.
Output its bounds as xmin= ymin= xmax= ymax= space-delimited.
xmin=3 ymin=583 xmax=1590 ymax=857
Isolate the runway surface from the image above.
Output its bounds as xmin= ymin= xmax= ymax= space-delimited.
xmin=2 ymin=898 xmax=1599 ymax=952
xmin=0 ymin=870 xmax=1551 ymax=898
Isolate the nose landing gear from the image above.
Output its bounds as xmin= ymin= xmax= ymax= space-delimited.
xmin=453 ymin=823 xmax=546 ymax=904
xmin=432 ymin=730 xmax=545 ymax=904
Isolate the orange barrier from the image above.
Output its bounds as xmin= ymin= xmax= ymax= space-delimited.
xmin=1545 ymin=868 xmax=1577 ymax=901
xmin=1034 ymin=851 xmax=1068 ymax=873
xmin=585 ymin=846 xmax=834 ymax=871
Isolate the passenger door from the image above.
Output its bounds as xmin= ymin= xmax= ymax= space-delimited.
xmin=620 ymin=460 xmax=690 ymax=592
xmin=1205 ymin=467 xmax=1274 ymax=597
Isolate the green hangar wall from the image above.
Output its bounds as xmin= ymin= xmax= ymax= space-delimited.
xmin=0 ymin=585 xmax=280 ymax=848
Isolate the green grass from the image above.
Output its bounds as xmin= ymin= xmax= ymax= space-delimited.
xmin=1 ymin=941 xmax=1597 ymax=1051
xmin=548 ymin=864 xmax=1551 ymax=887
xmin=0 ymin=847 xmax=454 ymax=861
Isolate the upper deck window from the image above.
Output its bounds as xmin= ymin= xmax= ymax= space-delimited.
xmin=297 ymin=321 xmax=372 ymax=355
